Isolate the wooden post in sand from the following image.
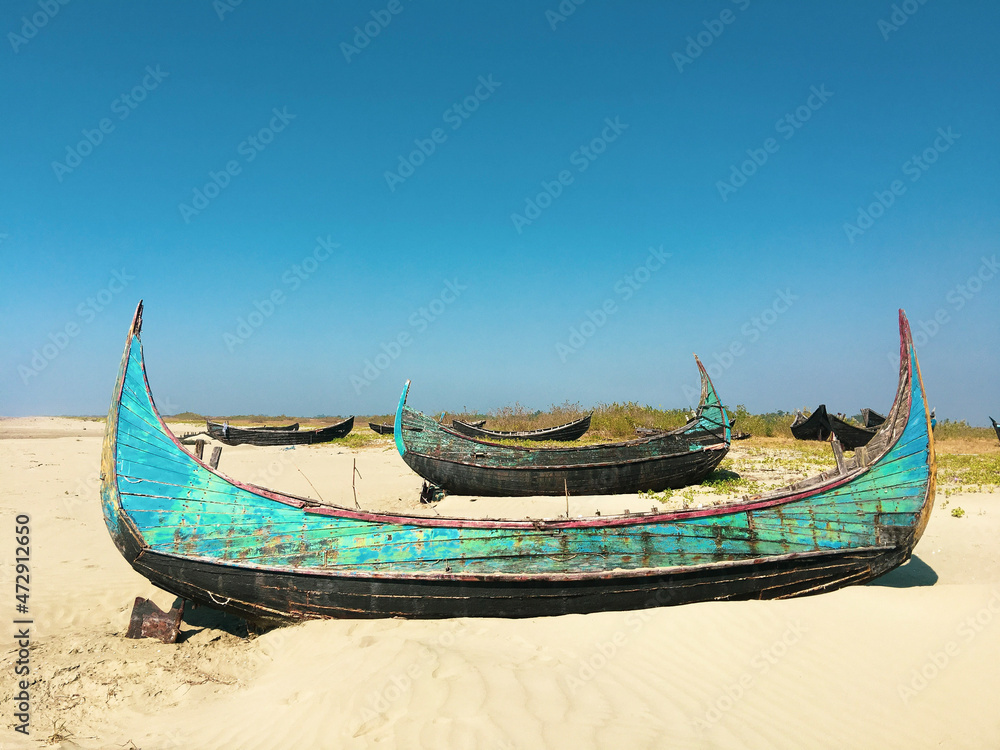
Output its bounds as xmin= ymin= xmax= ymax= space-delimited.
xmin=194 ymin=439 xmax=205 ymax=460
xmin=352 ymin=459 xmax=361 ymax=510
xmin=209 ymin=446 xmax=222 ymax=469
xmin=831 ymin=438 xmax=846 ymax=474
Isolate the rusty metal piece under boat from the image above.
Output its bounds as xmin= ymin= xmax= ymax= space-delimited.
xmin=125 ymin=597 xmax=184 ymax=643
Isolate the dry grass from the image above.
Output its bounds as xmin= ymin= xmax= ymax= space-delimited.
xmin=934 ymin=437 xmax=1000 ymax=455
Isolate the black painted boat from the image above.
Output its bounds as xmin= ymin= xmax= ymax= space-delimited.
xmin=861 ymin=408 xmax=887 ymax=429
xmin=206 ymin=418 xmax=353 ymax=446
xmin=206 ymin=421 xmax=298 ymax=441
xmin=827 ymin=414 xmax=877 ymax=450
xmin=99 ymin=303 xmax=936 ymax=624
xmin=451 ymin=414 xmax=592 ymax=442
xmin=635 ymin=427 xmax=666 ymax=437
xmin=991 ymin=417 xmax=999 ymax=444
xmin=790 ymin=405 xmax=831 ymax=441
xmin=395 ymin=359 xmax=730 ymax=496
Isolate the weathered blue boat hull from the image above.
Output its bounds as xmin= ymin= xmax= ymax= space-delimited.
xmin=394 ymin=362 xmax=731 ymax=496
xmin=100 ymin=304 xmax=934 ymax=623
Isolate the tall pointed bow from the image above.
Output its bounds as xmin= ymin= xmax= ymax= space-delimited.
xmin=100 ymin=301 xmax=144 ymax=553
xmin=898 ymin=310 xmax=936 ymax=544
xmin=693 ymin=354 xmax=730 ymax=444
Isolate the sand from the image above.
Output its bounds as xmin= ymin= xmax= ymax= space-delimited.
xmin=2 ymin=417 xmax=999 ymax=749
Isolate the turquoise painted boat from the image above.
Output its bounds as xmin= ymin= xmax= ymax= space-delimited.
xmin=394 ymin=364 xmax=730 ymax=496
xmin=100 ymin=303 xmax=935 ymax=624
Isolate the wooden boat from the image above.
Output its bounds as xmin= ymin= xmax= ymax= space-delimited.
xmin=451 ymin=414 xmax=592 ymax=442
xmin=991 ymin=417 xmax=999 ymax=443
xmin=368 ymin=421 xmax=394 ymax=435
xmin=792 ymin=407 xmax=876 ymax=450
xmin=639 ymin=419 xmax=750 ymax=441
xmin=205 ymin=418 xmax=352 ymax=446
xmin=206 ymin=421 xmax=297 ymax=441
xmin=100 ymin=303 xmax=934 ymax=624
xmin=790 ymin=405 xmax=831 ymax=441
xmin=396 ymin=363 xmax=730 ymax=496
xmin=861 ymin=408 xmax=887 ymax=429
xmin=826 ymin=414 xmax=877 ymax=451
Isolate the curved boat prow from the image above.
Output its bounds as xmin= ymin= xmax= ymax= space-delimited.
xmin=394 ymin=380 xmax=411 ymax=457
xmin=100 ymin=300 xmax=145 ymax=555
xmin=897 ymin=310 xmax=936 ymax=543
xmin=693 ymin=355 xmax=730 ymax=442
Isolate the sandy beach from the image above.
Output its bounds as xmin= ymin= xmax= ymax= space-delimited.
xmin=2 ymin=417 xmax=998 ymax=750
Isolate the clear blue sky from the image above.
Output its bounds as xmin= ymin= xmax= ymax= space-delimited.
xmin=2 ymin=1 xmax=997 ymax=423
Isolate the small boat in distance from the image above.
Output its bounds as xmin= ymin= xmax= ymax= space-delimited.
xmin=791 ymin=408 xmax=876 ymax=450
xmin=991 ymin=417 xmax=999 ymax=444
xmin=98 ymin=303 xmax=936 ymax=623
xmin=206 ymin=418 xmax=353 ymax=446
xmin=396 ymin=360 xmax=729 ymax=496
xmin=826 ymin=414 xmax=877 ymax=450
xmin=206 ymin=421 xmax=298 ymax=437
xmin=451 ymin=414 xmax=591 ymax=442
xmin=860 ymin=408 xmax=887 ymax=429
xmin=790 ymin=405 xmax=831 ymax=441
